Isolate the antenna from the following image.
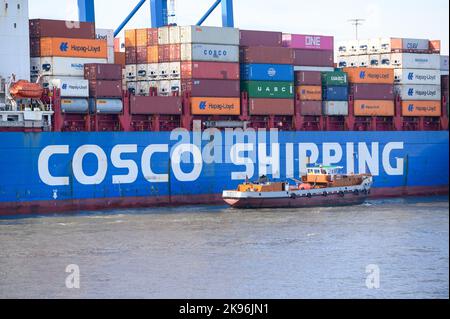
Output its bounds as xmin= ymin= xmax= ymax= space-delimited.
xmin=348 ymin=18 xmax=365 ymax=40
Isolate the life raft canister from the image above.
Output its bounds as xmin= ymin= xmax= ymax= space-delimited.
xmin=9 ymin=80 xmax=43 ymax=99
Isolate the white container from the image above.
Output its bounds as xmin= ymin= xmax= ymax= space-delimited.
xmin=357 ymin=39 xmax=369 ymax=55
xmin=159 ymin=63 xmax=170 ymax=79
xmin=96 ymin=29 xmax=115 ymax=47
xmin=136 ymin=64 xmax=148 ymax=81
xmin=358 ymin=55 xmax=370 ymax=67
xmin=337 ymin=41 xmax=351 ymax=57
xmin=170 ymin=80 xmax=181 ymax=94
xmin=107 ymin=47 xmax=114 ymax=64
xmin=0 ymin=0 xmax=30 ymax=81
xmin=379 ymin=38 xmax=430 ymax=53
xmin=91 ymin=98 xmax=123 ymax=114
xmin=441 ymin=71 xmax=450 ymax=76
xmin=42 ymin=77 xmax=89 ymax=97
xmin=368 ymin=38 xmax=381 ymax=54
xmin=148 ymin=63 xmax=159 ymax=80
xmin=136 ymin=81 xmax=150 ymax=96
xmin=322 ymin=101 xmax=349 ymax=116
xmin=394 ymin=69 xmax=441 ymax=85
xmin=379 ymin=54 xmax=391 ymax=67
xmin=390 ymin=53 xmax=441 ymax=69
xmin=169 ymin=62 xmax=181 ymax=79
xmin=169 ymin=26 xmax=181 ymax=44
xmin=336 ymin=57 xmax=349 ymax=68
xmin=368 ymin=54 xmax=380 ymax=67
xmin=441 ymin=55 xmax=449 ymax=71
xmin=125 ymin=64 xmax=137 ymax=80
xmin=30 ymin=57 xmax=41 ymax=77
xmin=158 ymin=80 xmax=171 ymax=96
xmin=158 ymin=26 xmax=170 ymax=45
xmin=180 ymin=26 xmax=239 ymax=45
xmin=38 ymin=57 xmax=108 ymax=77
xmin=127 ymin=81 xmax=137 ymax=95
xmin=60 ymin=98 xmax=89 ymax=113
xmin=181 ymin=44 xmax=239 ymax=62
xmin=293 ymin=66 xmax=334 ymax=72
xmin=395 ymin=84 xmax=441 ymax=101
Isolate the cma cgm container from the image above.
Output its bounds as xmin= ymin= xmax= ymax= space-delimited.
xmin=181 ymin=62 xmax=240 ymax=80
xmin=394 ymin=69 xmax=441 ymax=85
xmin=241 ymin=81 xmax=294 ymax=99
xmin=180 ymin=26 xmax=239 ymax=45
xmin=241 ymin=64 xmax=294 ymax=82
xmin=240 ymin=30 xmax=283 ymax=47
xmin=181 ymin=79 xmax=240 ymax=97
xmin=390 ymin=53 xmax=441 ymax=69
xmin=349 ymin=84 xmax=394 ymax=100
xmin=29 ymin=19 xmax=95 ymax=39
xmin=323 ymin=101 xmax=349 ymax=116
xmin=282 ymin=34 xmax=334 ymax=51
xmin=190 ymin=97 xmax=241 ymax=115
xmin=249 ymin=99 xmax=294 ymax=115
xmin=343 ymin=68 xmax=395 ymax=84
xmin=395 ymin=85 xmax=441 ymax=101
xmin=299 ymin=101 xmax=322 ymax=116
xmin=292 ymin=49 xmax=333 ymax=67
xmin=401 ymin=100 xmax=442 ymax=116
xmin=295 ymin=71 xmax=322 ymax=86
xmin=353 ymin=100 xmax=395 ymax=116
xmin=181 ymin=44 xmax=239 ymax=62
xmin=31 ymin=57 xmax=107 ymax=77
xmin=240 ymin=47 xmax=293 ymax=64
xmin=38 ymin=38 xmax=108 ymax=59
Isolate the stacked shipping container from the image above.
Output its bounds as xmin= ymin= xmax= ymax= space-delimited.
xmin=321 ymin=71 xmax=349 ymax=116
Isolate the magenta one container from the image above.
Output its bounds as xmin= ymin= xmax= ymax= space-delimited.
xmin=283 ymin=34 xmax=334 ymax=51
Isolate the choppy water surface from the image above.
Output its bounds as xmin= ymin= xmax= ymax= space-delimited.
xmin=0 ymin=196 xmax=448 ymax=299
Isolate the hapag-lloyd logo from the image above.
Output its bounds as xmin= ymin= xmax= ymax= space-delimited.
xmin=60 ymin=42 xmax=101 ymax=53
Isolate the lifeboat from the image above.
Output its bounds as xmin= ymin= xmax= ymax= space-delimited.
xmin=9 ymin=80 xmax=43 ymax=99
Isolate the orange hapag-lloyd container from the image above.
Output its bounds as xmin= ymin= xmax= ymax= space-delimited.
xmin=343 ymin=67 xmax=394 ymax=84
xmin=296 ymin=85 xmax=322 ymax=101
xmin=401 ymin=101 xmax=441 ymax=117
xmin=354 ymin=100 xmax=395 ymax=116
xmin=191 ymin=97 xmax=241 ymax=115
xmin=39 ymin=38 xmax=108 ymax=58
xmin=147 ymin=46 xmax=159 ymax=63
xmin=125 ymin=29 xmax=137 ymax=48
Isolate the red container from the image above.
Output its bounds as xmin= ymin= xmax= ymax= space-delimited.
xmin=181 ymin=62 xmax=240 ymax=80
xmin=349 ymin=84 xmax=394 ymax=100
xmin=125 ymin=47 xmax=137 ymax=64
xmin=89 ymin=80 xmax=123 ymax=98
xmin=298 ymin=101 xmax=322 ymax=116
xmin=239 ymin=30 xmax=283 ymax=47
xmin=240 ymin=47 xmax=293 ymax=64
xmin=295 ymin=71 xmax=322 ymax=86
xmin=249 ymin=98 xmax=294 ymax=116
xmin=442 ymin=75 xmax=449 ymax=91
xmin=136 ymin=46 xmax=148 ymax=64
xmin=158 ymin=45 xmax=171 ymax=63
xmin=29 ymin=19 xmax=96 ymax=39
xmin=130 ymin=96 xmax=182 ymax=115
xmin=30 ymin=38 xmax=41 ymax=57
xmin=84 ymin=64 xmax=122 ymax=81
xmin=292 ymin=49 xmax=333 ymax=67
xmin=169 ymin=44 xmax=181 ymax=62
xmin=147 ymin=28 xmax=159 ymax=46
xmin=181 ymin=79 xmax=240 ymax=97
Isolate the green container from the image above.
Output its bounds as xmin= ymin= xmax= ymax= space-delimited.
xmin=241 ymin=81 xmax=294 ymax=99
xmin=321 ymin=71 xmax=348 ymax=87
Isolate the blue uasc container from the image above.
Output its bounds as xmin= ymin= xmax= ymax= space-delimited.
xmin=240 ymin=63 xmax=294 ymax=82
xmin=322 ymin=86 xmax=349 ymax=101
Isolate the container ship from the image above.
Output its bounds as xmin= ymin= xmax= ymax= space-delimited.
xmin=0 ymin=0 xmax=448 ymax=216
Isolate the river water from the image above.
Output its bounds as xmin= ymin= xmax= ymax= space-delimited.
xmin=0 ymin=196 xmax=448 ymax=299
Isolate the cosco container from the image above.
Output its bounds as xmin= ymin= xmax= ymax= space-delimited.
xmin=240 ymin=47 xmax=293 ymax=64
xmin=295 ymin=71 xmax=322 ymax=86
xmin=191 ymin=97 xmax=241 ymax=115
xmin=282 ymin=34 xmax=334 ymax=51
xmin=390 ymin=53 xmax=441 ymax=69
xmin=296 ymin=86 xmax=322 ymax=101
xmin=292 ymin=49 xmax=333 ymax=67
xmin=322 ymin=86 xmax=348 ymax=101
xmin=38 ymin=38 xmax=108 ymax=59
xmin=130 ymin=96 xmax=182 ymax=115
xmin=29 ymin=19 xmax=95 ymax=39
xmin=379 ymin=38 xmax=430 ymax=53
xmin=42 ymin=77 xmax=89 ymax=97
xmin=181 ymin=44 xmax=239 ymax=62
xmin=31 ymin=57 xmax=107 ymax=77
xmin=240 ymin=30 xmax=283 ymax=47
xmin=180 ymin=26 xmax=239 ymax=45
xmin=249 ymin=99 xmax=294 ymax=115
xmin=181 ymin=62 xmax=240 ymax=80
xmin=181 ymin=79 xmax=240 ymax=97
xmin=343 ymin=68 xmax=394 ymax=84
xmin=60 ymin=98 xmax=89 ymax=113
xmin=394 ymin=85 xmax=441 ymax=101
xmin=349 ymin=84 xmax=394 ymax=100
xmin=322 ymin=101 xmax=349 ymax=116
xmin=90 ymin=98 xmax=124 ymax=114
xmin=394 ymin=69 xmax=441 ymax=85
xmin=321 ymin=71 xmax=348 ymax=87
xmin=353 ymin=100 xmax=395 ymax=117
xmin=84 ymin=63 xmax=122 ymax=81
xmin=401 ymin=100 xmax=441 ymax=117
xmin=88 ymin=80 xmax=123 ymax=98
xmin=241 ymin=81 xmax=294 ymax=99
xmin=241 ymin=64 xmax=293 ymax=82
xmin=298 ymin=101 xmax=322 ymax=116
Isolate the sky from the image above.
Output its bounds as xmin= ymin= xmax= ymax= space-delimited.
xmin=29 ymin=0 xmax=449 ymax=54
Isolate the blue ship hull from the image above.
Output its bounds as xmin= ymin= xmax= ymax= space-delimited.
xmin=0 ymin=131 xmax=448 ymax=215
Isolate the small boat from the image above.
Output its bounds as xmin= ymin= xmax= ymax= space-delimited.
xmin=223 ymin=164 xmax=373 ymax=209
xmin=9 ymin=80 xmax=43 ymax=99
